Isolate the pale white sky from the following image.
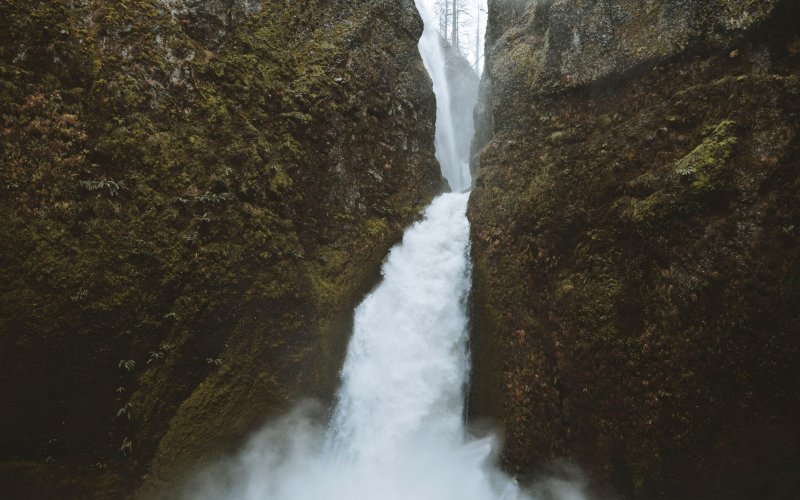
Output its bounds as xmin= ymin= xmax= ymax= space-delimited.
xmin=418 ymin=0 xmax=487 ymax=73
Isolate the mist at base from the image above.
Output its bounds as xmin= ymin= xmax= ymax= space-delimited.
xmin=181 ymin=402 xmax=590 ymax=500
xmin=179 ymin=196 xmax=589 ymax=500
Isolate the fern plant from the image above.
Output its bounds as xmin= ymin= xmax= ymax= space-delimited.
xmin=147 ymin=351 xmax=164 ymax=364
xmin=119 ymin=437 xmax=133 ymax=456
xmin=116 ymin=402 xmax=134 ymax=420
xmin=118 ymin=359 xmax=135 ymax=372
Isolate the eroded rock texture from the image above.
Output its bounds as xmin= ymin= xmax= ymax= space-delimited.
xmin=0 ymin=0 xmax=439 ymax=497
xmin=469 ymin=1 xmax=800 ymax=498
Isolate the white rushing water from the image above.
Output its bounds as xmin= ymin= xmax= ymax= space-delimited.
xmin=184 ymin=2 xmax=588 ymax=499
xmin=416 ymin=2 xmax=473 ymax=192
xmin=325 ymin=192 xmax=473 ymax=463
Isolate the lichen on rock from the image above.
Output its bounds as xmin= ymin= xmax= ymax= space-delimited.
xmin=673 ymin=119 xmax=738 ymax=190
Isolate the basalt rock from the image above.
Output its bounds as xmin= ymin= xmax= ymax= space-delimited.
xmin=0 ymin=0 xmax=439 ymax=497
xmin=469 ymin=0 xmax=800 ymax=498
xmin=161 ymin=0 xmax=263 ymax=49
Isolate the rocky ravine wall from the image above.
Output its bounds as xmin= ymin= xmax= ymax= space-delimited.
xmin=0 ymin=0 xmax=439 ymax=497
xmin=469 ymin=0 xmax=800 ymax=498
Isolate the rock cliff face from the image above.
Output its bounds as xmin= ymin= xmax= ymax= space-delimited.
xmin=469 ymin=0 xmax=800 ymax=498
xmin=0 ymin=0 xmax=438 ymax=497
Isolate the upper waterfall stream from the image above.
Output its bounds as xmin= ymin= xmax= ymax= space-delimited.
xmin=417 ymin=2 xmax=472 ymax=193
xmin=183 ymin=3 xmax=586 ymax=499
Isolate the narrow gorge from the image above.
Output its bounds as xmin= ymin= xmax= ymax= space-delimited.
xmin=171 ymin=3 xmax=542 ymax=498
xmin=1 ymin=1 xmax=798 ymax=499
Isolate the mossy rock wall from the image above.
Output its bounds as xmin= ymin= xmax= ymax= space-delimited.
xmin=0 ymin=0 xmax=440 ymax=497
xmin=469 ymin=0 xmax=800 ymax=498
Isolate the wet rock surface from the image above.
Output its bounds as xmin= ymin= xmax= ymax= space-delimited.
xmin=469 ymin=0 xmax=800 ymax=498
xmin=0 ymin=0 xmax=439 ymax=497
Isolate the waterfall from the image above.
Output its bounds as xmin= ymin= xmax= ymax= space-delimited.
xmin=183 ymin=3 xmax=587 ymax=499
xmin=324 ymin=192 xmax=473 ymax=463
xmin=185 ymin=192 xmax=522 ymax=500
